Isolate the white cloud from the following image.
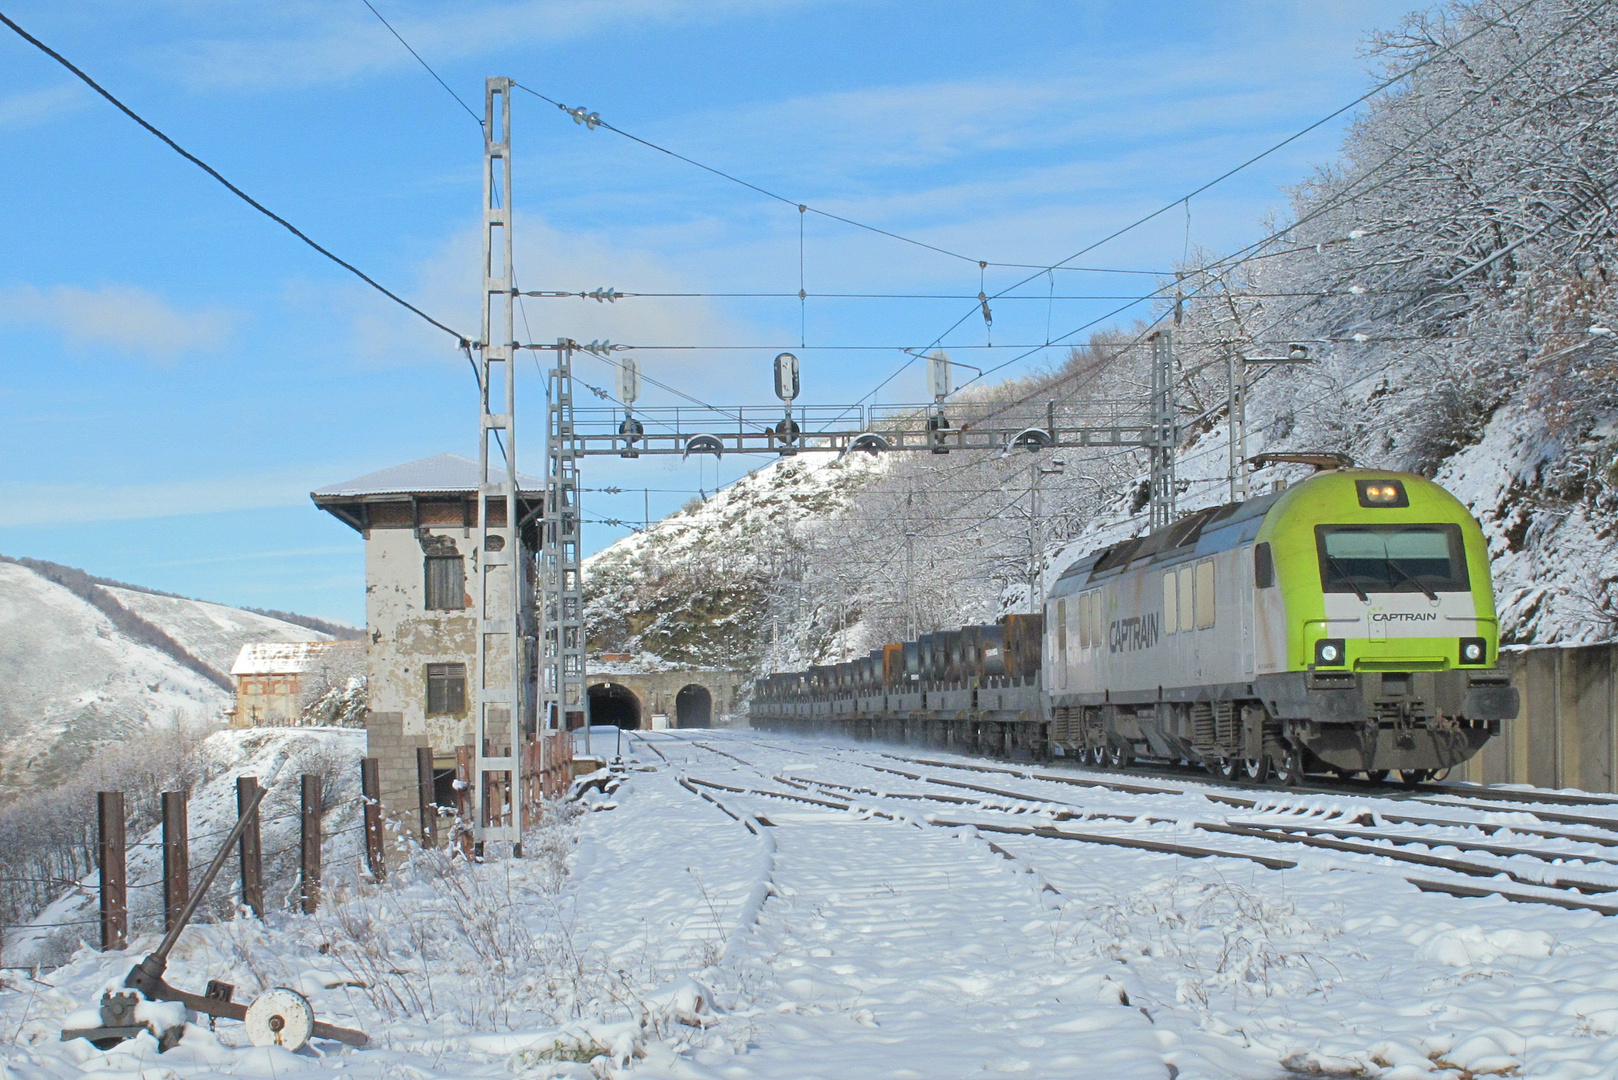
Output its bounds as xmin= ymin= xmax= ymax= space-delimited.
xmin=331 ymin=211 xmax=768 ymax=401
xmin=0 ymin=469 xmax=329 ymax=527
xmin=0 ymin=284 xmax=238 ymax=363
xmin=0 ymin=84 xmax=88 ymax=130
xmin=169 ymin=0 xmax=831 ymax=91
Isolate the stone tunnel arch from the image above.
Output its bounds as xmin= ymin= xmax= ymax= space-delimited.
xmin=675 ymin=684 xmax=713 ymax=728
xmin=587 ymin=682 xmax=642 ymax=729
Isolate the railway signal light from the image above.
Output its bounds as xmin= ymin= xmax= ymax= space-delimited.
xmin=774 ymin=352 xmax=799 ymax=403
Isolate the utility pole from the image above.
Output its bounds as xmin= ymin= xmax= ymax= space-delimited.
xmin=472 ymin=76 xmax=524 ymax=850
xmin=902 ymin=530 xmax=916 ymax=641
xmin=1227 ymin=352 xmax=1248 ymax=503
xmin=1148 ymin=331 xmax=1178 ymax=529
xmin=540 ymin=340 xmax=587 ymax=757
xmin=1028 ymin=459 xmax=1065 ymax=611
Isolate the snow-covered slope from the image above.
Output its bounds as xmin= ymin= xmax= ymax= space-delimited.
xmin=0 ymin=563 xmax=227 ymax=797
xmin=585 ymin=453 xmax=886 ymax=670
xmin=104 ymin=586 xmax=330 ymax=676
xmin=2 ymin=725 xmax=364 ymax=969
xmin=0 ymin=563 xmax=338 ymax=801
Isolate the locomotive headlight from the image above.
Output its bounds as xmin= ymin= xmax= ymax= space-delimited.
xmin=1315 ymin=638 xmax=1347 ymax=666
xmin=1460 ymin=637 xmax=1487 ymax=665
xmin=1355 ymin=478 xmax=1409 ymax=507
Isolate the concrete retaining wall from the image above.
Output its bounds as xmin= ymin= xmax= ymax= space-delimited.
xmin=1453 ymin=644 xmax=1618 ymax=793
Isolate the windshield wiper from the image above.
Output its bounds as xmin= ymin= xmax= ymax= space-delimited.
xmin=1386 ymin=559 xmax=1439 ymax=602
xmin=1326 ymin=555 xmax=1369 ymax=602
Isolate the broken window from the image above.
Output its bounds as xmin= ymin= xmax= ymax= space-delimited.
xmin=426 ymin=663 xmax=467 ymax=716
xmin=425 ymin=556 xmax=466 ymax=610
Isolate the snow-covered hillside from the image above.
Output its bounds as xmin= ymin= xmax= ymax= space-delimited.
xmin=585 ymin=453 xmax=885 ymax=670
xmin=2 ymin=726 xmax=364 ymax=970
xmin=0 ymin=561 xmax=340 ymax=800
xmin=104 ymin=586 xmax=331 ymax=676
xmin=0 ymin=562 xmax=227 ymax=797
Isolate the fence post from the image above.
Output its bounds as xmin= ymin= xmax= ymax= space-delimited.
xmin=97 ymin=791 xmax=127 ymax=951
xmin=161 ymin=789 xmax=189 ymax=934
xmin=236 ymin=776 xmax=263 ymax=918
xmin=299 ymin=773 xmax=321 ymax=914
xmin=361 ymin=757 xmax=385 ymax=882
xmin=416 ymin=746 xmax=437 ymax=849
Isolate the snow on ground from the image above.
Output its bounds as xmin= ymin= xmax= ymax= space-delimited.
xmin=103 ymin=587 xmax=332 ymax=676
xmin=0 ymin=563 xmax=227 ymax=795
xmin=2 ymin=727 xmax=366 ymax=970
xmin=6 ymin=729 xmax=1618 ymax=1078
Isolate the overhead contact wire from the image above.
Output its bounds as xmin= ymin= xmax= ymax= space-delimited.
xmin=0 ymin=9 xmax=471 ymax=348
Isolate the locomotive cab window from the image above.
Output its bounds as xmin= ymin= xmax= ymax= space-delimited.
xmin=1162 ymin=573 xmax=1179 ymax=634
xmin=1317 ymin=524 xmax=1469 ymax=594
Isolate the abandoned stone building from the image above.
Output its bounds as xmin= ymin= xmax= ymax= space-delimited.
xmin=312 ymin=451 xmax=743 ymax=834
xmin=228 ymin=640 xmax=360 ymax=727
xmin=313 ymin=453 xmax=543 ymax=835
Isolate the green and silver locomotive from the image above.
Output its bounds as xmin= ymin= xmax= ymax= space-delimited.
xmin=1045 ymin=466 xmax=1518 ymax=783
xmin=751 ymin=464 xmax=1518 ymax=785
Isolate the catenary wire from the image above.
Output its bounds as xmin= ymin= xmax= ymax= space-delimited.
xmin=851 ymin=0 xmax=1554 ymax=408
xmin=0 ymin=9 xmax=472 ymax=348
xmin=958 ymin=9 xmax=1610 ymax=426
xmin=358 ymin=0 xmax=483 ymax=127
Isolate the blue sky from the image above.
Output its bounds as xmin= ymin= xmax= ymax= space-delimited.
xmin=0 ymin=0 xmax=1419 ymax=624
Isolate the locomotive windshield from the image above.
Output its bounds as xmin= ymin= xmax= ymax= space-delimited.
xmin=1316 ymin=524 xmax=1469 ymax=595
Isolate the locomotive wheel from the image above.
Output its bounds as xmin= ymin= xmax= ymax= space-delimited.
xmin=1106 ymin=745 xmax=1133 ymax=770
xmin=1086 ymin=745 xmax=1107 ymax=768
xmin=1269 ymin=745 xmax=1304 ymax=787
xmin=1398 ymin=768 xmax=1434 ymax=787
xmin=1241 ymin=757 xmax=1270 ymax=783
xmin=1210 ymin=757 xmax=1239 ymax=781
xmin=1365 ymin=769 xmax=1390 ymax=783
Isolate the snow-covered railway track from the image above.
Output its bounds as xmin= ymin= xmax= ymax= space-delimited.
xmin=659 ymin=733 xmax=1618 ymax=915
xmin=761 ymin=743 xmax=1618 ymax=915
xmin=616 ymin=732 xmax=1618 ymax=1077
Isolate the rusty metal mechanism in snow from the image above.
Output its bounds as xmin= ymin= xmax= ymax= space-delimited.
xmin=60 ymin=753 xmax=369 ymax=1054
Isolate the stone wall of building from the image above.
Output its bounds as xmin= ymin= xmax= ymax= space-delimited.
xmin=364 ymin=709 xmax=428 ymax=836
xmin=366 ymin=527 xmax=478 ymax=747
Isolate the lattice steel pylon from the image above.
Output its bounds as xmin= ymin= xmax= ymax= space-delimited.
xmin=1148 ymin=330 xmax=1178 ymax=530
xmin=472 ymin=77 xmax=524 ymax=847
xmin=540 ymin=340 xmax=586 ymax=742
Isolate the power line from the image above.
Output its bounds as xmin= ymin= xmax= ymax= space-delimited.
xmin=358 ymin=0 xmax=483 ymax=127
xmin=0 ymin=9 xmax=471 ymax=348
xmin=512 ymin=81 xmax=985 ymax=267
xmin=856 ymin=0 xmax=1553 ymax=407
xmin=957 ymin=3 xmax=1606 ymax=423
xmin=522 ymin=288 xmax=1417 ymax=301
xmin=509 ymin=80 xmax=1157 ymax=281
